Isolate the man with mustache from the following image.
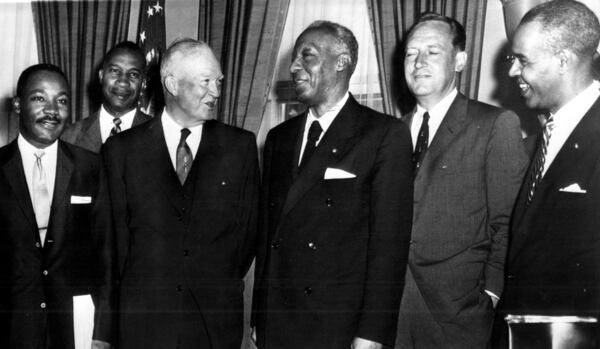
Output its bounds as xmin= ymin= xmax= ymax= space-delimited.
xmin=0 ymin=64 xmax=114 ymax=348
xmin=103 ymin=38 xmax=259 ymax=348
xmin=395 ymin=13 xmax=527 ymax=348
xmin=62 ymin=41 xmax=151 ymax=153
xmin=252 ymin=21 xmax=413 ymax=349
xmin=499 ymin=0 xmax=600 ymax=330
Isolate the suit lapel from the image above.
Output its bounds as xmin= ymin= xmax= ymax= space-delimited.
xmin=77 ymin=113 xmax=102 ymax=151
xmin=1 ymin=141 xmax=38 ymax=232
xmin=132 ymin=110 xmax=149 ymax=127
xmin=46 ymin=142 xmax=74 ymax=246
xmin=140 ymin=117 xmax=183 ymax=211
xmin=418 ymin=94 xmax=468 ymax=174
xmin=279 ymin=97 xmax=362 ymax=223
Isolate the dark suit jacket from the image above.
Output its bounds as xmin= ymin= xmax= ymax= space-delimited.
xmin=252 ymin=96 xmax=414 ymax=348
xmin=61 ymin=109 xmax=151 ymax=153
xmin=502 ymin=96 xmax=600 ymax=315
xmin=103 ymin=117 xmax=259 ymax=349
xmin=401 ymin=94 xmax=528 ymax=347
xmin=0 ymin=140 xmax=114 ymax=349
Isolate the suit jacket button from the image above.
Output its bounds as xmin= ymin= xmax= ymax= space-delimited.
xmin=308 ymin=242 xmax=316 ymax=250
xmin=271 ymin=241 xmax=280 ymax=249
xmin=409 ymin=240 xmax=415 ymax=244
xmin=176 ymin=285 xmax=183 ymax=292
xmin=326 ymin=198 xmax=333 ymax=207
xmin=35 ymin=242 xmax=41 ymax=248
xmin=42 ymin=270 xmax=48 ymax=276
xmin=304 ymin=287 xmax=312 ymax=295
xmin=40 ymin=302 xmax=46 ymax=309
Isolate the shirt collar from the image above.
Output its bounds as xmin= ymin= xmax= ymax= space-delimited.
xmin=551 ymin=80 xmax=600 ymax=127
xmin=100 ymin=105 xmax=137 ymax=128
xmin=306 ymin=92 xmax=349 ymax=135
xmin=17 ymin=133 xmax=59 ymax=158
xmin=415 ymin=88 xmax=458 ymax=120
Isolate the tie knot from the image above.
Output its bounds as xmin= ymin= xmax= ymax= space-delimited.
xmin=423 ymin=112 xmax=430 ymax=121
xmin=113 ymin=117 xmax=122 ymax=126
xmin=34 ymin=151 xmax=45 ymax=161
xmin=307 ymin=121 xmax=322 ymax=143
xmin=180 ymin=128 xmax=191 ymax=142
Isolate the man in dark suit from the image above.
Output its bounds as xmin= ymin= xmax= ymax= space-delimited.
xmin=500 ymin=0 xmax=600 ymax=320
xmin=0 ymin=64 xmax=114 ymax=348
xmin=252 ymin=21 xmax=414 ymax=349
xmin=103 ymin=38 xmax=259 ymax=349
xmin=62 ymin=41 xmax=151 ymax=153
xmin=395 ymin=13 xmax=528 ymax=349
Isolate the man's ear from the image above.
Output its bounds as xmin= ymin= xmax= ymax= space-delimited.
xmin=455 ymin=51 xmax=467 ymax=72
xmin=98 ymin=69 xmax=104 ymax=82
xmin=557 ymin=49 xmax=572 ymax=74
xmin=12 ymin=97 xmax=20 ymax=115
xmin=163 ymin=76 xmax=177 ymax=97
xmin=336 ymin=53 xmax=352 ymax=72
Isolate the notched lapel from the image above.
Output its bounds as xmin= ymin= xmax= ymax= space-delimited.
xmin=1 ymin=142 xmax=37 ymax=231
xmin=418 ymin=94 xmax=468 ymax=174
xmin=279 ymin=99 xmax=360 ymax=221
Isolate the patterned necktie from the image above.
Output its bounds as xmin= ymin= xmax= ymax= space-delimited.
xmin=33 ymin=151 xmax=51 ymax=246
xmin=413 ymin=112 xmax=430 ymax=171
xmin=110 ymin=117 xmax=122 ymax=137
xmin=176 ymin=128 xmax=193 ymax=185
xmin=299 ymin=120 xmax=323 ymax=170
xmin=527 ymin=115 xmax=555 ymax=204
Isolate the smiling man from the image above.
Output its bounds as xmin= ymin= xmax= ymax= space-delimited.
xmin=103 ymin=38 xmax=259 ymax=349
xmin=62 ymin=41 xmax=151 ymax=153
xmin=252 ymin=21 xmax=413 ymax=349
xmin=395 ymin=13 xmax=527 ymax=349
xmin=0 ymin=64 xmax=114 ymax=349
xmin=499 ymin=0 xmax=600 ymax=328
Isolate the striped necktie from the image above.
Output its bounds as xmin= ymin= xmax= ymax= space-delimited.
xmin=110 ymin=117 xmax=122 ymax=137
xmin=527 ymin=115 xmax=555 ymax=204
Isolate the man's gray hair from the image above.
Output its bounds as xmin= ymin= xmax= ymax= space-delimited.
xmin=521 ymin=0 xmax=600 ymax=59
xmin=303 ymin=20 xmax=359 ymax=76
xmin=160 ymin=38 xmax=212 ymax=82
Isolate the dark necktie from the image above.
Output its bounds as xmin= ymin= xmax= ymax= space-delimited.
xmin=110 ymin=117 xmax=122 ymax=137
xmin=526 ymin=115 xmax=555 ymax=204
xmin=176 ymin=128 xmax=193 ymax=185
xmin=413 ymin=112 xmax=430 ymax=171
xmin=299 ymin=120 xmax=323 ymax=170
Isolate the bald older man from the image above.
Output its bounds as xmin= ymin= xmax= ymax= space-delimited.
xmin=103 ymin=38 xmax=259 ymax=349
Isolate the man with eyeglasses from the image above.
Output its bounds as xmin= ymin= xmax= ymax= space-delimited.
xmin=62 ymin=41 xmax=151 ymax=153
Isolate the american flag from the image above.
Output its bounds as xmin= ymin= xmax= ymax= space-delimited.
xmin=137 ymin=0 xmax=166 ymax=116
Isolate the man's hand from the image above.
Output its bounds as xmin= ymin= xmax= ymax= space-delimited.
xmin=91 ymin=339 xmax=112 ymax=349
xmin=351 ymin=337 xmax=383 ymax=349
xmin=251 ymin=327 xmax=257 ymax=347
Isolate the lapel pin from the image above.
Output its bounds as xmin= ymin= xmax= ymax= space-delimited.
xmin=221 ymin=181 xmax=227 ymax=186
xmin=574 ymin=143 xmax=579 ymax=149
xmin=332 ymin=148 xmax=338 ymax=154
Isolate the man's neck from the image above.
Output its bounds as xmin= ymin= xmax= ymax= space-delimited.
xmin=103 ymin=105 xmax=135 ymax=118
xmin=311 ymin=89 xmax=348 ymax=118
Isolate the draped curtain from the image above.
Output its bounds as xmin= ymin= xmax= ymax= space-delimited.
xmin=0 ymin=1 xmax=39 ymax=146
xmin=32 ymin=0 xmax=131 ymax=122
xmin=197 ymin=0 xmax=290 ymax=134
xmin=367 ymin=0 xmax=488 ymax=115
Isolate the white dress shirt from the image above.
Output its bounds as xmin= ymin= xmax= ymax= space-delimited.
xmin=410 ymin=88 xmax=458 ymax=149
xmin=298 ymin=92 xmax=349 ymax=165
xmin=99 ymin=105 xmax=137 ymax=143
xmin=161 ymin=110 xmax=203 ymax=170
xmin=542 ymin=80 xmax=600 ymax=177
xmin=18 ymin=134 xmax=58 ymax=216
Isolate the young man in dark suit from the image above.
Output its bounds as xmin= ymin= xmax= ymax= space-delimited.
xmin=62 ymin=41 xmax=151 ymax=153
xmin=103 ymin=38 xmax=259 ymax=349
xmin=0 ymin=64 xmax=114 ymax=349
xmin=395 ymin=13 xmax=528 ymax=349
xmin=252 ymin=21 xmax=414 ymax=349
xmin=500 ymin=0 xmax=600 ymax=324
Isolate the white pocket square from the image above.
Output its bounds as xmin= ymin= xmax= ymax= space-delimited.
xmin=324 ymin=167 xmax=356 ymax=180
xmin=559 ymin=183 xmax=587 ymax=194
xmin=71 ymin=195 xmax=92 ymax=204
